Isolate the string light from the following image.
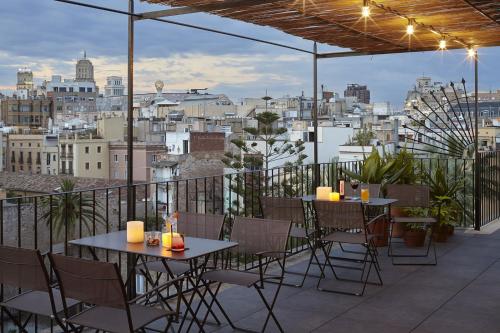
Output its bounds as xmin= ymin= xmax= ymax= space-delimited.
xmin=467 ymin=47 xmax=476 ymax=59
xmin=361 ymin=0 xmax=370 ymax=18
xmin=406 ymin=19 xmax=415 ymax=35
xmin=439 ymin=38 xmax=447 ymax=50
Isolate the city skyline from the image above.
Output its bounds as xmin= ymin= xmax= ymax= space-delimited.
xmin=1 ymin=0 xmax=499 ymax=107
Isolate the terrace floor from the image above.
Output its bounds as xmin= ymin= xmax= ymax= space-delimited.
xmin=160 ymin=220 xmax=500 ymax=333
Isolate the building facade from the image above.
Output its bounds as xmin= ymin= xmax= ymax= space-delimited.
xmin=1 ymin=97 xmax=53 ymax=128
xmin=104 ymin=76 xmax=125 ymax=97
xmin=344 ymin=84 xmax=371 ymax=104
xmin=109 ymin=142 xmax=166 ymax=182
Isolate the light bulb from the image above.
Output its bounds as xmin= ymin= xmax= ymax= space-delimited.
xmin=439 ymin=39 xmax=446 ymax=50
xmin=406 ymin=22 xmax=415 ymax=35
xmin=361 ymin=6 xmax=370 ymax=18
xmin=467 ymin=48 xmax=476 ymax=58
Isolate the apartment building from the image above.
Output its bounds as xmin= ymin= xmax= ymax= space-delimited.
xmin=109 ymin=142 xmax=166 ymax=182
xmin=0 ymin=97 xmax=53 ymax=128
xmin=59 ymin=134 xmax=109 ymax=179
xmin=7 ymin=134 xmax=44 ymax=174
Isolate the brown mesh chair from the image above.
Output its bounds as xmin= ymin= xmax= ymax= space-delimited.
xmin=386 ymin=184 xmax=437 ymax=265
xmin=259 ymin=196 xmax=322 ymax=287
xmin=313 ymin=201 xmax=384 ymax=296
xmin=49 ymin=253 xmax=183 ymax=333
xmin=0 ymin=246 xmax=79 ymax=333
xmin=196 ymin=217 xmax=292 ymax=333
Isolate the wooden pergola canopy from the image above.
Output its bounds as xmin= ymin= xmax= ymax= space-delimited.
xmin=142 ymin=0 xmax=500 ymax=53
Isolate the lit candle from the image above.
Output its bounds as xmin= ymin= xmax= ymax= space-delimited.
xmin=162 ymin=232 xmax=185 ymax=251
xmin=329 ymin=192 xmax=340 ymax=202
xmin=126 ymin=221 xmax=144 ymax=243
xmin=316 ymin=187 xmax=332 ymax=201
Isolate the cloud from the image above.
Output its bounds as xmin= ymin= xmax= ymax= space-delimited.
xmin=1 ymin=0 xmax=499 ymax=106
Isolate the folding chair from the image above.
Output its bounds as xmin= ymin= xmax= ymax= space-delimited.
xmin=196 ymin=217 xmax=292 ymax=333
xmin=49 ymin=253 xmax=183 ymax=333
xmin=260 ymin=196 xmax=322 ymax=287
xmin=313 ymin=201 xmax=384 ymax=296
xmin=386 ymin=184 xmax=437 ymax=265
xmin=0 ymin=245 xmax=79 ymax=333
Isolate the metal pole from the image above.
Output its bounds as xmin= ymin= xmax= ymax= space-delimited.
xmin=474 ymin=49 xmax=481 ymax=231
xmin=127 ymin=0 xmax=134 ymax=221
xmin=313 ymin=42 xmax=319 ymax=189
xmin=127 ymin=0 xmax=137 ymax=297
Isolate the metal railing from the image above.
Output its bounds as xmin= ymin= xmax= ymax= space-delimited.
xmin=478 ymin=151 xmax=500 ymax=227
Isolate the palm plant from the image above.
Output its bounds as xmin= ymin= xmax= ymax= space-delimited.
xmin=343 ymin=148 xmax=405 ymax=188
xmin=41 ymin=179 xmax=105 ymax=238
xmin=422 ymin=164 xmax=465 ymax=226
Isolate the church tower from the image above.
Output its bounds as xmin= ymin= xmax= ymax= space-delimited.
xmin=75 ymin=51 xmax=95 ymax=82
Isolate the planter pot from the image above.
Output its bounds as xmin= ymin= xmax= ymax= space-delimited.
xmin=368 ymin=217 xmax=389 ymax=247
xmin=403 ymin=229 xmax=426 ymax=247
xmin=390 ymin=207 xmax=407 ymax=238
xmin=432 ymin=225 xmax=449 ymax=243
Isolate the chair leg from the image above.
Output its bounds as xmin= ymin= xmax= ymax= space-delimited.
xmin=254 ymin=282 xmax=285 ymax=333
xmin=3 ymin=308 xmax=31 ymax=333
xmin=317 ymin=242 xmax=382 ymax=296
xmin=391 ymin=225 xmax=437 ymax=266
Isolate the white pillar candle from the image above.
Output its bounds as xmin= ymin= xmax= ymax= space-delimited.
xmin=127 ymin=221 xmax=144 ymax=243
xmin=316 ymin=187 xmax=332 ymax=201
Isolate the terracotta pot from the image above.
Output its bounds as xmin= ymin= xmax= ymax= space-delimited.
xmin=432 ymin=225 xmax=449 ymax=243
xmin=367 ymin=217 xmax=389 ymax=247
xmin=403 ymin=229 xmax=426 ymax=247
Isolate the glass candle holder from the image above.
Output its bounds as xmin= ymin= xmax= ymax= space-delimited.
xmin=360 ymin=184 xmax=370 ymax=203
xmin=145 ymin=231 xmax=161 ymax=247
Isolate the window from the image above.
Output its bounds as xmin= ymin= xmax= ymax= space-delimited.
xmin=53 ymin=155 xmax=56 ymax=162
xmin=61 ymin=161 xmax=66 ymax=174
xmin=97 ymin=162 xmax=102 ymax=169
xmin=11 ymin=143 xmax=14 ymax=147
xmin=114 ymin=154 xmax=118 ymax=162
xmin=69 ymin=87 xmax=73 ymax=92
xmin=97 ymin=146 xmax=101 ymax=153
xmin=79 ymin=87 xmax=85 ymax=92
xmin=87 ymin=87 xmax=92 ymax=93
xmin=183 ymin=140 xmax=189 ymax=154
xmin=125 ymin=155 xmax=128 ymax=162
xmin=11 ymin=166 xmax=15 ymax=172
xmin=28 ymin=143 xmax=31 ymax=147
xmin=85 ymin=162 xmax=89 ymax=170
xmin=152 ymin=155 xmax=157 ymax=162
xmin=85 ymin=146 xmax=89 ymax=154
xmin=68 ymin=161 xmax=73 ymax=173
xmin=47 ymin=153 xmax=51 ymax=165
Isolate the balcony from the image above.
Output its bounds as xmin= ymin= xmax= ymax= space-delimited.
xmin=0 ymin=153 xmax=499 ymax=332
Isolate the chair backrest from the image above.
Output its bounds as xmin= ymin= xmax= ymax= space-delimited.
xmin=177 ymin=212 xmax=225 ymax=240
xmin=0 ymin=245 xmax=50 ymax=292
xmin=313 ymin=201 xmax=365 ymax=230
xmin=230 ymin=217 xmax=291 ymax=258
xmin=386 ymin=184 xmax=430 ymax=208
xmin=345 ymin=183 xmax=381 ymax=198
xmin=259 ymin=196 xmax=306 ymax=225
xmin=50 ymin=254 xmax=128 ymax=310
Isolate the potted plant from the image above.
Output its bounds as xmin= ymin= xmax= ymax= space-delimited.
xmin=403 ymin=224 xmax=427 ymax=247
xmin=423 ymin=165 xmax=464 ymax=242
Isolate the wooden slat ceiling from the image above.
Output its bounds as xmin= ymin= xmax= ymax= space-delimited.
xmin=142 ymin=0 xmax=500 ymax=53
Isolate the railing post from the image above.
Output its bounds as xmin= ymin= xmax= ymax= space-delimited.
xmin=473 ymin=50 xmax=481 ymax=231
